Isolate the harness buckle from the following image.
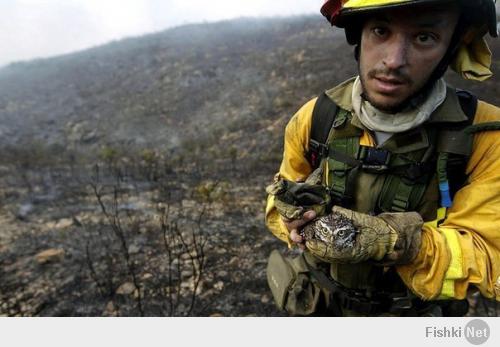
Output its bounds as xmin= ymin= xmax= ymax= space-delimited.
xmin=311 ymin=140 xmax=329 ymax=158
xmin=308 ymin=139 xmax=329 ymax=168
xmin=388 ymin=293 xmax=414 ymax=313
xmin=362 ymin=164 xmax=389 ymax=173
xmin=359 ymin=147 xmax=391 ymax=173
xmin=337 ymin=290 xmax=384 ymax=315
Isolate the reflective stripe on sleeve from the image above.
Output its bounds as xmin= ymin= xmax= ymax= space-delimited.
xmin=438 ymin=227 xmax=464 ymax=299
xmin=423 ymin=207 xmax=447 ymax=229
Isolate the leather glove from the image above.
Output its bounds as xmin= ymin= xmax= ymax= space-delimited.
xmin=266 ymin=166 xmax=331 ymax=220
xmin=304 ymin=206 xmax=423 ymax=265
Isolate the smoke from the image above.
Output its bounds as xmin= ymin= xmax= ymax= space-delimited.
xmin=0 ymin=0 xmax=317 ymax=67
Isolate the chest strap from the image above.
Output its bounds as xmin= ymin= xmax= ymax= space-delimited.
xmin=307 ymin=90 xmax=479 ymax=213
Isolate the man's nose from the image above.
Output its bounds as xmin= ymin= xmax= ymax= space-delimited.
xmin=383 ymin=35 xmax=409 ymax=70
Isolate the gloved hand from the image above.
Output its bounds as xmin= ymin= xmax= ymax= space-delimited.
xmin=266 ymin=166 xmax=331 ymax=220
xmin=304 ymin=206 xmax=423 ymax=265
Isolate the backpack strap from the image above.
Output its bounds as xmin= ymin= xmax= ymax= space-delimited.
xmin=456 ymin=89 xmax=477 ymax=120
xmin=458 ymin=89 xmax=500 ymax=134
xmin=431 ymin=89 xmax=477 ymax=225
xmin=306 ymin=93 xmax=338 ymax=169
xmin=305 ymin=89 xmax=481 ymax=213
xmin=382 ymin=90 xmax=477 ymax=213
xmin=439 ymin=90 xmax=477 ymax=205
xmin=460 ymin=90 xmax=500 ymax=134
xmin=307 ymin=90 xmax=478 ymax=170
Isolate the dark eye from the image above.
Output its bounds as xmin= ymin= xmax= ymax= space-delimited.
xmin=372 ymin=27 xmax=388 ymax=37
xmin=338 ymin=230 xmax=345 ymax=237
xmin=416 ymin=33 xmax=437 ymax=46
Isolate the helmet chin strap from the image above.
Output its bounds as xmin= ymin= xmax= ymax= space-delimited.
xmin=353 ymin=13 xmax=467 ymax=113
xmin=426 ymin=13 xmax=467 ymax=82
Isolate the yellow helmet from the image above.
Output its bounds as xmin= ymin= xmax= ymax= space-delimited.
xmin=321 ymin=0 xmax=497 ymax=38
xmin=320 ymin=0 xmax=498 ymax=81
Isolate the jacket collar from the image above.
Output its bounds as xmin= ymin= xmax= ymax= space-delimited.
xmin=324 ymin=76 xmax=469 ymax=130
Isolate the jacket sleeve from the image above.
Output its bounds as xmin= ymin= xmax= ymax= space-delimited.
xmin=396 ymin=100 xmax=500 ymax=301
xmin=264 ymin=98 xmax=317 ymax=245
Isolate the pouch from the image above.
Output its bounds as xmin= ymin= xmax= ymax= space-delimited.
xmin=266 ymin=250 xmax=321 ymax=316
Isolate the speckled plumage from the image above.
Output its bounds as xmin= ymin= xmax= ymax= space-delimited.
xmin=301 ymin=211 xmax=359 ymax=250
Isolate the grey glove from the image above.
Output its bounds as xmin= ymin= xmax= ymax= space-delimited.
xmin=266 ymin=166 xmax=330 ymax=220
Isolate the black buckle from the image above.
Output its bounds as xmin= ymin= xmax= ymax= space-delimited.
xmin=360 ymin=147 xmax=391 ymax=173
xmin=388 ymin=294 xmax=413 ymax=313
xmin=310 ymin=139 xmax=329 ymax=158
xmin=337 ymin=286 xmax=413 ymax=315
xmin=308 ymin=139 xmax=329 ymax=168
xmin=333 ymin=285 xmax=386 ymax=315
xmin=338 ymin=292 xmax=384 ymax=315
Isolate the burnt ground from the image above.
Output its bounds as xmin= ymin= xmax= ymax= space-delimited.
xmin=0 ymin=160 xmax=287 ymax=317
xmin=1 ymin=157 xmax=498 ymax=317
xmin=1 ymin=158 xmax=499 ymax=317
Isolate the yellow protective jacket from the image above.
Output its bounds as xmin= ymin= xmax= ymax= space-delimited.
xmin=265 ymin=78 xmax=500 ymax=301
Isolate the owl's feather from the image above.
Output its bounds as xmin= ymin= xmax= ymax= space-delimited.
xmin=301 ymin=211 xmax=359 ymax=250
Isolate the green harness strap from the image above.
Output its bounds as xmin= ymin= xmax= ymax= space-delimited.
xmin=309 ymin=90 xmax=500 ymax=215
xmin=377 ymin=129 xmax=437 ymax=213
xmin=465 ymin=122 xmax=500 ymax=134
xmin=324 ymin=109 xmax=362 ymax=208
xmin=324 ymin=112 xmax=436 ymax=213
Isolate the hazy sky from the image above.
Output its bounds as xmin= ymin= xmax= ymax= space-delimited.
xmin=0 ymin=0 xmax=318 ymax=67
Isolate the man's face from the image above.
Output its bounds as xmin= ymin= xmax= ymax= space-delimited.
xmin=359 ymin=5 xmax=460 ymax=113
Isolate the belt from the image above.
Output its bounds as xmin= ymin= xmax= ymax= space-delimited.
xmin=305 ymin=262 xmax=413 ymax=316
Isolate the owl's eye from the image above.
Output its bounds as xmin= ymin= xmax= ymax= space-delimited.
xmin=338 ymin=230 xmax=344 ymax=237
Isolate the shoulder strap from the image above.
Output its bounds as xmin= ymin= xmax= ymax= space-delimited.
xmin=444 ymin=90 xmax=477 ymax=200
xmin=306 ymin=93 xmax=338 ymax=169
xmin=460 ymin=90 xmax=500 ymax=134
xmin=457 ymin=90 xmax=500 ymax=134
xmin=456 ymin=89 xmax=477 ymax=121
xmin=446 ymin=90 xmax=500 ymax=200
xmin=307 ymin=89 xmax=477 ymax=169
xmin=436 ymin=89 xmax=477 ymax=156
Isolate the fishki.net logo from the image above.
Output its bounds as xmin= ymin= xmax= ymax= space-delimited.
xmin=425 ymin=319 xmax=490 ymax=345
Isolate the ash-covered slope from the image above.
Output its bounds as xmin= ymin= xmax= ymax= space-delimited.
xmin=0 ymin=15 xmax=498 ymax=166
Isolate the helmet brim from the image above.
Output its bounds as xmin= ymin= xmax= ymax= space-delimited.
xmin=329 ymin=0 xmax=498 ymax=38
